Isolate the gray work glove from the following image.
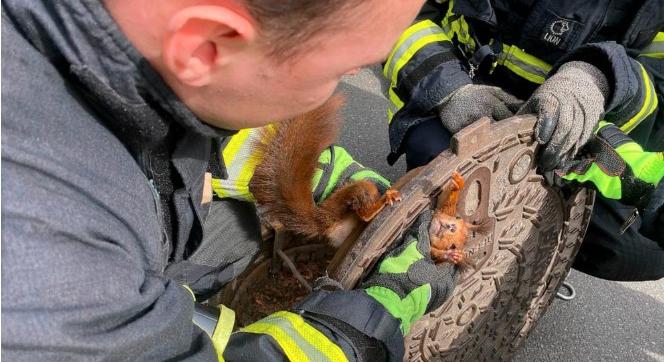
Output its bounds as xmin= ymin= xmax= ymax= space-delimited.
xmin=436 ymin=84 xmax=524 ymax=133
xmin=362 ymin=210 xmax=458 ymax=335
xmin=519 ymin=61 xmax=610 ymax=171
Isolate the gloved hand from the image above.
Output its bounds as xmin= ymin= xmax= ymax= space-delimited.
xmin=519 ymin=61 xmax=610 ymax=171
xmin=556 ymin=121 xmax=664 ymax=208
xmin=362 ymin=210 xmax=458 ymax=335
xmin=436 ymin=84 xmax=523 ymax=133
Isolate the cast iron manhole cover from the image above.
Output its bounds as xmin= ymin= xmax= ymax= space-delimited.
xmin=330 ymin=115 xmax=594 ymax=361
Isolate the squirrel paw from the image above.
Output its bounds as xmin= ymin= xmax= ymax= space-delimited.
xmin=432 ymin=247 xmax=465 ymax=265
xmin=384 ymin=189 xmax=402 ymax=206
xmin=451 ymin=171 xmax=465 ymax=191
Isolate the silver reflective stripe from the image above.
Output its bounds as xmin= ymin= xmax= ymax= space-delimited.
xmin=385 ymin=26 xmax=446 ymax=84
xmin=313 ymin=153 xmax=333 ymax=202
xmin=337 ymin=162 xmax=364 ymax=188
xmin=498 ymin=51 xmax=549 ymax=83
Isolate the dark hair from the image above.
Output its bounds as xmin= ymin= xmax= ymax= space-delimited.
xmin=242 ymin=0 xmax=365 ymax=59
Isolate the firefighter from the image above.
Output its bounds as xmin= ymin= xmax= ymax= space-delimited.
xmin=385 ymin=0 xmax=664 ymax=281
xmin=2 ymin=0 xmax=459 ymax=361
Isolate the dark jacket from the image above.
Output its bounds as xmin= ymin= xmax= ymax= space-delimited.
xmin=385 ymin=0 xmax=664 ymax=278
xmin=388 ymin=0 xmax=664 ymax=163
xmin=1 ymin=1 xmax=401 ymax=360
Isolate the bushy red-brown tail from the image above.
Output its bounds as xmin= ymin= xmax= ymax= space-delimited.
xmin=249 ymin=95 xmax=346 ymax=239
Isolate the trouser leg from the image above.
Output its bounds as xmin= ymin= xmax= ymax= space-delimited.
xmin=573 ymin=195 xmax=664 ymax=281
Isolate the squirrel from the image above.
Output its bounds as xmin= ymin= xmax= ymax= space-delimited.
xmin=249 ymin=95 xmax=401 ymax=247
xmin=429 ymin=172 xmax=468 ymax=265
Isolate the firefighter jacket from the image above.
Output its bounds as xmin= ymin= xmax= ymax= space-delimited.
xmin=386 ymin=0 xmax=664 ymax=165
xmin=1 ymin=1 xmax=402 ymax=360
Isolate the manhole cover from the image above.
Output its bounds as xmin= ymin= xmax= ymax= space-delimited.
xmin=330 ymin=115 xmax=594 ymax=361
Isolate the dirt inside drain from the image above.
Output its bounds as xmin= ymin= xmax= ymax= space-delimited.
xmin=238 ymin=256 xmax=331 ymax=326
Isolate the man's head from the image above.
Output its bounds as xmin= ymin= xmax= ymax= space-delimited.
xmin=104 ymin=0 xmax=425 ymax=130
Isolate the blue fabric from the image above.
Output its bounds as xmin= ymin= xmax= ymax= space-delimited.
xmin=403 ymin=118 xmax=453 ymax=170
xmin=388 ymin=58 xmax=471 ymax=164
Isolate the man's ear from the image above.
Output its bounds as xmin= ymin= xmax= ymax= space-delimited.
xmin=163 ymin=5 xmax=255 ymax=87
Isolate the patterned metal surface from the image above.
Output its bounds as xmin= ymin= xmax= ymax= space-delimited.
xmin=331 ymin=116 xmax=594 ymax=361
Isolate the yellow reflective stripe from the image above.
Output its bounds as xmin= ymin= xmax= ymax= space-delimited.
xmin=387 ymin=108 xmax=395 ymax=123
xmin=388 ymin=90 xmax=403 ymax=110
xmin=640 ymin=32 xmax=664 ymax=58
xmin=440 ymin=0 xmax=475 ymax=52
xmin=241 ymin=322 xmax=310 ymax=362
xmin=214 ymin=129 xmax=252 ymax=199
xmin=280 ymin=314 xmax=347 ymax=362
xmin=233 ymin=153 xmax=259 ymax=203
xmin=383 ymin=26 xmax=450 ymax=87
xmin=384 ymin=20 xmax=450 ymax=86
xmin=384 ymin=23 xmax=448 ymax=85
xmin=388 ymin=33 xmax=451 ymax=87
xmin=212 ymin=305 xmax=235 ymax=362
xmin=497 ymin=44 xmax=552 ymax=84
xmin=384 ymin=20 xmax=443 ymax=79
xmin=641 ymin=53 xmax=664 ymax=59
xmin=270 ymin=311 xmax=348 ymax=362
xmin=620 ymin=62 xmax=658 ymax=134
xmin=213 ymin=126 xmax=276 ymax=201
xmin=241 ymin=311 xmax=348 ymax=362
xmin=210 ymin=177 xmax=226 ymax=198
xmin=387 ymin=87 xmax=405 ymax=124
xmin=221 ymin=129 xmax=251 ymax=168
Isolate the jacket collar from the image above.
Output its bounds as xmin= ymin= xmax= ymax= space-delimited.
xmin=2 ymin=0 xmax=234 ymax=146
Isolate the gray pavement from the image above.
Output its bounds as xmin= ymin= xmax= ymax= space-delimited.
xmin=336 ymin=68 xmax=664 ymax=362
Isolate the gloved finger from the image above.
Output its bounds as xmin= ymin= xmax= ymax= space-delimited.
xmin=438 ymin=106 xmax=483 ymax=133
xmin=489 ymin=87 xmax=524 ymax=114
xmin=558 ymin=158 xmax=595 ymax=179
xmin=490 ymin=100 xmax=517 ymax=121
xmin=522 ymin=94 xmax=559 ymax=144
xmin=413 ymin=209 xmax=434 ymax=257
xmin=576 ymin=102 xmax=601 ymax=156
xmin=540 ymin=141 xmax=563 ymax=171
xmin=540 ymin=99 xmax=574 ymax=170
xmin=407 ymin=259 xmax=458 ymax=313
xmin=543 ymin=168 xmax=568 ymax=187
xmin=559 ymin=101 xmax=584 ymax=160
xmin=558 ymin=147 xmax=578 ymax=171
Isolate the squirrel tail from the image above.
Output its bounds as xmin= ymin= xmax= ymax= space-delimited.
xmin=249 ymin=95 xmax=345 ymax=239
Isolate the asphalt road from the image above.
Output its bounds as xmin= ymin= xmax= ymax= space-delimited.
xmin=335 ymin=68 xmax=664 ymax=362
